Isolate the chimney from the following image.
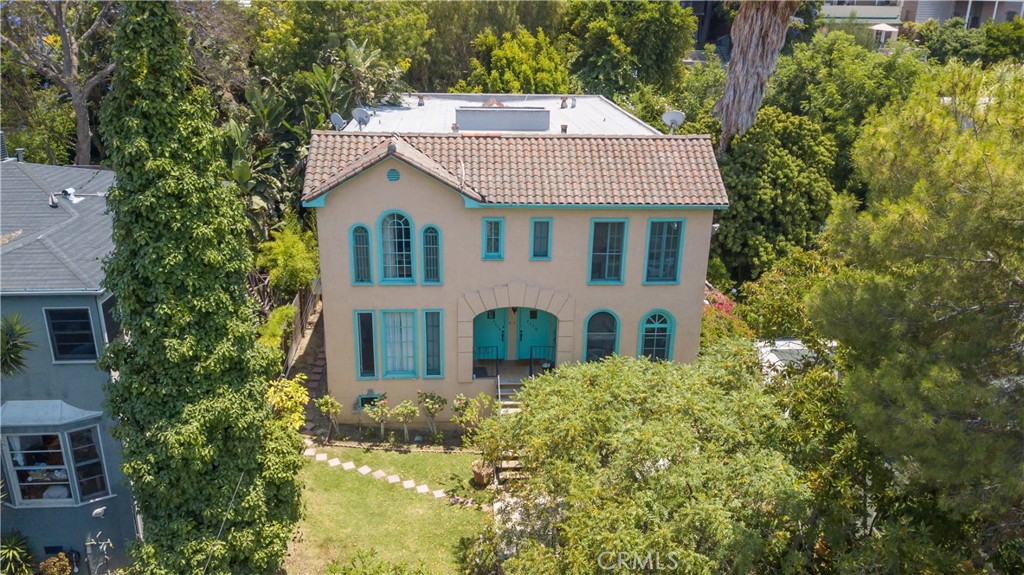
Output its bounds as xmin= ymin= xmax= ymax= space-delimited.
xmin=560 ymin=124 xmax=568 ymax=134
xmin=16 ymin=148 xmax=25 ymax=162
xmin=560 ymin=96 xmax=568 ymax=109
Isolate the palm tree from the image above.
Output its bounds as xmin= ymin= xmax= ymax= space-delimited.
xmin=717 ymin=0 xmax=800 ymax=153
xmin=1 ymin=314 xmax=37 ymax=377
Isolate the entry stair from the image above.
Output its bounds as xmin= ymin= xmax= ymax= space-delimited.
xmin=494 ymin=375 xmax=528 ymax=483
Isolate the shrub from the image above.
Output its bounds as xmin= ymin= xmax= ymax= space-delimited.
xmin=256 ymin=213 xmax=319 ymax=298
xmin=257 ymin=304 xmax=297 ymax=354
xmin=39 ymin=553 xmax=71 ymax=575
xmin=700 ymin=289 xmax=752 ymax=352
xmin=1 ymin=314 xmax=37 ymax=377
xmin=267 ymin=374 xmax=309 ymax=431
xmin=0 ymin=530 xmax=35 ymax=575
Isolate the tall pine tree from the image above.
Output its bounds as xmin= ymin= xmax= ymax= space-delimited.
xmin=99 ymin=2 xmax=301 ymax=573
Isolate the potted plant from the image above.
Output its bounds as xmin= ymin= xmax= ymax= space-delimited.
xmin=471 ymin=458 xmax=494 ymax=486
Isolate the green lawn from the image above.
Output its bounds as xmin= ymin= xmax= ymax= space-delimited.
xmin=285 ymin=446 xmax=485 ymax=574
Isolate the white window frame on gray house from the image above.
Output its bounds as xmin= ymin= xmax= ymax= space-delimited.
xmin=43 ymin=306 xmax=98 ymax=363
xmin=2 ymin=424 xmax=110 ymax=508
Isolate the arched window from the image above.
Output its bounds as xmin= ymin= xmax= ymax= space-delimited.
xmin=379 ymin=212 xmax=413 ymax=282
xmin=422 ymin=226 xmax=441 ymax=284
xmin=584 ymin=311 xmax=618 ymax=362
xmin=639 ymin=311 xmax=674 ymax=361
xmin=351 ymin=225 xmax=372 ymax=284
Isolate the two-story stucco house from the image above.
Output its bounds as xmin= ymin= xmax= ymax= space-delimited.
xmin=0 ymin=158 xmax=135 ymax=572
xmin=301 ymin=94 xmax=729 ymax=425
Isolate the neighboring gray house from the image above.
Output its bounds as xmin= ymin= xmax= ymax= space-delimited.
xmin=1 ymin=158 xmax=134 ymax=572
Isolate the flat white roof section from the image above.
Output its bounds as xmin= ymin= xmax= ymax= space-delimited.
xmin=342 ymin=93 xmax=661 ymax=136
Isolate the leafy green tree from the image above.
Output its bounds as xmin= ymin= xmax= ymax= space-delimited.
xmin=982 ymin=16 xmax=1024 ymax=64
xmin=903 ymin=18 xmax=985 ymax=63
xmin=1 ymin=314 xmax=37 ymax=377
xmin=767 ymin=32 xmax=928 ymax=195
xmin=808 ymin=62 xmax=1024 ymax=548
xmin=562 ymin=0 xmax=696 ymax=96
xmin=0 ymin=82 xmax=76 ymax=165
xmin=700 ymin=289 xmax=753 ymax=351
xmin=471 ymin=345 xmax=811 ymax=574
xmin=712 ymin=106 xmax=836 ymax=282
xmin=99 ymin=3 xmax=301 ymax=573
xmin=452 ymin=28 xmax=571 ymax=94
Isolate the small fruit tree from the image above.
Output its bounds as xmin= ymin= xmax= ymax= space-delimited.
xmin=363 ymin=394 xmax=390 ymax=438
xmin=314 ymin=395 xmax=342 ymax=442
xmin=416 ymin=390 xmax=447 ymax=437
xmin=391 ymin=400 xmax=419 ymax=443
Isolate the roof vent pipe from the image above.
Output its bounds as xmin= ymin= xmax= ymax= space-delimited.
xmin=560 ymin=96 xmax=568 ymax=109
xmin=451 ymin=123 xmax=459 ymax=133
xmin=417 ymin=95 xmax=425 ymax=107
xmin=560 ymin=124 xmax=568 ymax=134
xmin=16 ymin=148 xmax=25 ymax=162
xmin=571 ymin=97 xmax=577 ymax=108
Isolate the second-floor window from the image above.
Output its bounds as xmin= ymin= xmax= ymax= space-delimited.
xmin=352 ymin=225 xmax=373 ymax=284
xmin=589 ymin=220 xmax=627 ymax=283
xmin=645 ymin=220 xmax=684 ymax=283
xmin=380 ymin=212 xmax=413 ymax=282
xmin=482 ymin=218 xmax=504 ymax=260
xmin=530 ymin=218 xmax=552 ymax=260
xmin=46 ymin=308 xmax=97 ymax=361
xmin=422 ymin=226 xmax=441 ymax=284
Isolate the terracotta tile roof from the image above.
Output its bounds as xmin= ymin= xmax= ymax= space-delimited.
xmin=303 ymin=131 xmax=729 ymax=207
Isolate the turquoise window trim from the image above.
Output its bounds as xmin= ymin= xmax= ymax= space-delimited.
xmin=350 ymin=224 xmax=373 ymax=286
xmin=529 ymin=217 xmax=553 ymax=261
xmin=586 ymin=218 xmax=629 ymax=285
xmin=582 ymin=309 xmax=620 ymax=362
xmin=481 ymin=217 xmax=505 ymax=260
xmin=377 ymin=210 xmax=416 ymax=285
xmin=422 ymin=309 xmax=445 ymax=379
xmin=637 ymin=309 xmax=676 ymax=361
xmin=642 ymin=218 xmax=686 ymax=285
xmin=379 ymin=309 xmax=418 ymax=379
xmin=421 ymin=225 xmax=443 ymax=285
xmin=353 ymin=310 xmax=378 ymax=380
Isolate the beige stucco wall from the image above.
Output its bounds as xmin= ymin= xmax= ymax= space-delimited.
xmin=314 ymin=158 xmax=715 ymax=424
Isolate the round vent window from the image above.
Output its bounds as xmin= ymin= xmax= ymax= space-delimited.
xmin=386 ymin=168 xmax=401 ymax=182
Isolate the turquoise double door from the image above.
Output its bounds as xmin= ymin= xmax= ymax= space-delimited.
xmin=473 ymin=308 xmax=554 ymax=361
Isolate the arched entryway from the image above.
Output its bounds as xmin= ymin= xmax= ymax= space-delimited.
xmin=472 ymin=307 xmax=557 ymax=379
xmin=457 ymin=280 xmax=576 ymax=384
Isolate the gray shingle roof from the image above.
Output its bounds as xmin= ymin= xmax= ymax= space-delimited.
xmin=302 ymin=132 xmax=729 ymax=207
xmin=1 ymin=161 xmax=115 ymax=293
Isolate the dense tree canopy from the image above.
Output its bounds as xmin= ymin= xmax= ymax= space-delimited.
xmin=100 ymin=2 xmax=301 ymax=573
xmin=766 ymin=32 xmax=927 ymax=195
xmin=562 ymin=0 xmax=696 ymax=96
xmin=451 ymin=28 xmax=571 ymax=94
xmin=712 ymin=106 xmax=836 ymax=282
xmin=808 ymin=62 xmax=1023 ymax=532
xmin=471 ymin=345 xmax=811 ymax=574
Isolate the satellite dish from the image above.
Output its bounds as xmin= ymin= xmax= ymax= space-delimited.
xmin=661 ymin=110 xmax=686 ymax=134
xmin=352 ymin=108 xmax=371 ymax=131
xmin=330 ymin=113 xmax=345 ymax=131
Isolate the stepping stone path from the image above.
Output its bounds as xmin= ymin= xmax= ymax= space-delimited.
xmin=304 ymin=447 xmax=451 ymax=502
